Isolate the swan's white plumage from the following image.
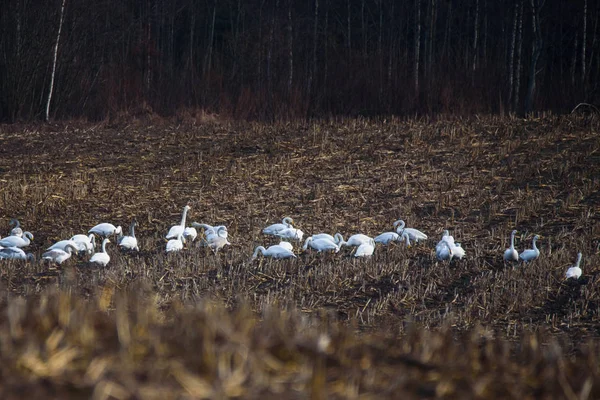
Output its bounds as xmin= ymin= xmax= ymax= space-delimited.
xmin=566 ymin=253 xmax=583 ymax=279
xmin=71 ymin=234 xmax=95 ymax=254
xmin=90 ymin=238 xmax=111 ymax=266
xmin=303 ymin=237 xmax=340 ymax=253
xmin=252 ymin=245 xmax=296 ymax=259
xmin=343 ymin=234 xmax=372 ymax=247
xmin=166 ymin=205 xmax=191 ymax=240
xmin=519 ymin=235 xmax=540 ymax=262
xmin=263 ymin=217 xmax=293 ymax=235
xmin=0 ymin=232 xmax=33 ymax=248
xmin=0 ymin=247 xmax=34 ymax=261
xmin=277 ymin=241 xmax=294 ymax=251
xmin=275 ymin=227 xmax=304 ymax=241
xmin=47 ymin=240 xmax=79 ymax=252
xmin=166 ymin=234 xmax=185 ymax=253
xmin=183 ymin=227 xmax=197 ymax=242
xmin=118 ymin=220 xmax=139 ymax=251
xmin=9 ymin=219 xmax=23 ymax=238
xmin=374 ymin=232 xmax=400 ymax=245
xmin=436 ymin=240 xmax=453 ymax=261
xmin=89 ymin=223 xmax=122 ymax=237
xmin=503 ymin=230 xmax=519 ymax=261
xmin=42 ymin=244 xmax=77 ymax=265
xmin=354 ymin=239 xmax=375 ymax=257
xmin=393 ymin=220 xmax=428 ymax=242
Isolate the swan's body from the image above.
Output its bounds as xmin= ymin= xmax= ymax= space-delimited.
xmin=208 ymin=236 xmax=231 ymax=253
xmin=275 ymin=227 xmax=304 ymax=241
xmin=47 ymin=240 xmax=79 ymax=252
xmin=118 ymin=220 xmax=139 ymax=251
xmin=166 ymin=233 xmax=185 ymax=253
xmin=503 ymin=230 xmax=519 ymax=262
xmin=263 ymin=217 xmax=293 ymax=235
xmin=252 ymin=245 xmax=296 ymax=260
xmin=277 ymin=241 xmax=294 ymax=251
xmin=166 ymin=205 xmax=191 ymax=240
xmin=90 ymin=239 xmax=111 ymax=266
xmin=310 ymin=233 xmax=344 ymax=244
xmin=451 ymin=243 xmax=466 ymax=259
xmin=566 ymin=253 xmax=583 ymax=279
xmin=354 ymin=239 xmax=376 ymax=258
xmin=393 ymin=220 xmax=428 ymax=242
xmin=0 ymin=232 xmax=33 ymax=248
xmin=374 ymin=231 xmax=399 ymax=245
xmin=9 ymin=219 xmax=23 ymax=237
xmin=71 ymin=234 xmax=96 ymax=254
xmin=519 ymin=235 xmax=540 ymax=262
xmin=436 ymin=240 xmax=453 ymax=261
xmin=89 ymin=223 xmax=122 ymax=238
xmin=441 ymin=230 xmax=455 ymax=247
xmin=192 ymin=223 xmax=229 ymax=240
xmin=303 ymin=237 xmax=340 ymax=253
xmin=42 ymin=244 xmax=78 ymax=265
xmin=0 ymin=247 xmax=34 ymax=261
xmin=343 ymin=234 xmax=372 ymax=247
xmin=183 ymin=227 xmax=197 ymax=242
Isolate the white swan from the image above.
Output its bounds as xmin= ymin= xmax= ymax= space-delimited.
xmin=47 ymin=239 xmax=79 ymax=252
xmin=205 ymin=226 xmax=228 ymax=243
xmin=71 ymin=234 xmax=96 ymax=254
xmin=0 ymin=232 xmax=33 ymax=248
xmin=393 ymin=220 xmax=428 ymax=242
xmin=252 ymin=245 xmax=296 ymax=260
xmin=275 ymin=227 xmax=304 ymax=241
xmin=192 ymin=223 xmax=229 ymax=240
xmin=118 ymin=220 xmax=139 ymax=251
xmin=341 ymin=234 xmax=372 ymax=247
xmin=166 ymin=233 xmax=185 ymax=253
xmin=183 ymin=227 xmax=198 ymax=242
xmin=374 ymin=231 xmax=399 ymax=245
xmin=207 ymin=236 xmax=231 ymax=253
xmin=89 ymin=223 xmax=122 ymax=237
xmin=451 ymin=242 xmax=466 ymax=259
xmin=277 ymin=241 xmax=294 ymax=251
xmin=303 ymin=237 xmax=340 ymax=253
xmin=566 ymin=253 xmax=583 ymax=279
xmin=354 ymin=239 xmax=375 ymax=258
xmin=436 ymin=240 xmax=453 ymax=261
xmin=519 ymin=235 xmax=540 ymax=262
xmin=503 ymin=230 xmax=519 ymax=262
xmin=440 ymin=230 xmax=455 ymax=247
xmin=262 ymin=217 xmax=293 ymax=235
xmin=9 ymin=218 xmax=23 ymax=237
xmin=310 ymin=233 xmax=344 ymax=244
xmin=42 ymin=244 xmax=78 ymax=265
xmin=0 ymin=247 xmax=35 ymax=261
xmin=90 ymin=238 xmax=111 ymax=266
xmin=166 ymin=205 xmax=191 ymax=240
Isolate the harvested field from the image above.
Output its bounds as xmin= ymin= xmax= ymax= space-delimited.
xmin=0 ymin=114 xmax=599 ymax=398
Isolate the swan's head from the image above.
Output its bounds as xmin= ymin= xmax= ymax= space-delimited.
xmin=283 ymin=217 xmax=293 ymax=225
xmin=443 ymin=230 xmax=450 ymax=237
xmin=533 ymin=234 xmax=540 ymax=241
xmin=184 ymin=205 xmax=191 ymax=212
xmin=511 ymin=229 xmax=518 ymax=236
xmin=24 ymin=232 xmax=34 ymax=240
xmin=10 ymin=218 xmax=20 ymax=228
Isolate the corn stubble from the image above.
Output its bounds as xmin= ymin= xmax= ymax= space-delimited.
xmin=0 ymin=114 xmax=598 ymax=397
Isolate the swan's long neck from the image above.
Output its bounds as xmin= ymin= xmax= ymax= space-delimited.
xmin=575 ymin=253 xmax=582 ymax=267
xmin=396 ymin=220 xmax=406 ymax=233
xmin=130 ymin=222 xmax=136 ymax=238
xmin=101 ymin=239 xmax=108 ymax=253
xmin=510 ymin=232 xmax=516 ymax=249
xmin=532 ymin=237 xmax=538 ymax=250
xmin=283 ymin=217 xmax=293 ymax=227
xmin=180 ymin=208 xmax=189 ymax=227
xmin=302 ymin=238 xmax=310 ymax=250
xmin=253 ymin=246 xmax=266 ymax=258
xmin=335 ymin=233 xmax=344 ymax=245
xmin=403 ymin=233 xmax=410 ymax=246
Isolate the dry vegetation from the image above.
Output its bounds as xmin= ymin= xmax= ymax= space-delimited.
xmin=0 ymin=114 xmax=599 ymax=398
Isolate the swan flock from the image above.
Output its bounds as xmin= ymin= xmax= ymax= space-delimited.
xmin=0 ymin=213 xmax=585 ymax=280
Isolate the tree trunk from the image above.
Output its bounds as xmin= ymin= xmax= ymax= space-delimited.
xmin=414 ymin=0 xmax=421 ymax=94
xmin=309 ymin=0 xmax=318 ymax=98
xmin=204 ymin=1 xmax=217 ymax=79
xmin=45 ymin=0 xmax=67 ymax=122
xmin=472 ymin=0 xmax=479 ymax=79
xmin=508 ymin=1 xmax=518 ymax=109
xmin=582 ymin=0 xmax=587 ymax=83
xmin=513 ymin=0 xmax=523 ymax=112
xmin=524 ymin=0 xmax=543 ymax=114
xmin=287 ymin=0 xmax=293 ymax=96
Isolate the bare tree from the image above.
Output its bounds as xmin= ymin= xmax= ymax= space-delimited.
xmin=45 ymin=0 xmax=67 ymax=122
xmin=524 ymin=0 xmax=543 ymax=114
xmin=513 ymin=0 xmax=523 ymax=112
xmin=414 ymin=0 xmax=421 ymax=94
xmin=472 ymin=0 xmax=480 ymax=79
xmin=287 ymin=0 xmax=293 ymax=95
xmin=508 ymin=0 xmax=518 ymax=109
xmin=582 ymin=0 xmax=587 ymax=83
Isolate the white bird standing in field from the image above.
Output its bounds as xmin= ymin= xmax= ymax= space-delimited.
xmin=90 ymin=238 xmax=111 ymax=266
xmin=519 ymin=235 xmax=540 ymax=262
xmin=47 ymin=240 xmax=80 ymax=252
xmin=71 ymin=234 xmax=96 ymax=255
xmin=436 ymin=240 xmax=453 ymax=261
xmin=0 ymin=247 xmax=35 ymax=261
xmin=89 ymin=223 xmax=122 ymax=238
xmin=565 ymin=253 xmax=583 ymax=280
xmin=263 ymin=217 xmax=294 ymax=236
xmin=207 ymin=236 xmax=231 ymax=253
xmin=205 ymin=226 xmax=228 ymax=243
xmin=166 ymin=205 xmax=191 ymax=240
xmin=341 ymin=234 xmax=372 ymax=247
xmin=166 ymin=233 xmax=185 ymax=253
xmin=0 ymin=232 xmax=33 ymax=248
xmin=354 ymin=238 xmax=376 ymax=258
xmin=310 ymin=233 xmax=344 ymax=245
xmin=252 ymin=244 xmax=296 ymax=260
xmin=303 ymin=237 xmax=340 ymax=253
xmin=275 ymin=227 xmax=304 ymax=241
xmin=503 ymin=230 xmax=519 ymax=262
xmin=42 ymin=244 xmax=78 ymax=265
xmin=9 ymin=218 xmax=23 ymax=237
xmin=192 ymin=223 xmax=229 ymax=240
xmin=118 ymin=220 xmax=139 ymax=251
xmin=393 ymin=220 xmax=428 ymax=242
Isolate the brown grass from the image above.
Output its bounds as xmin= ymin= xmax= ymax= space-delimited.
xmin=0 ymin=114 xmax=599 ymax=397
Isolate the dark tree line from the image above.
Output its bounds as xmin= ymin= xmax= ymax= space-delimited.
xmin=0 ymin=0 xmax=598 ymax=122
